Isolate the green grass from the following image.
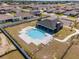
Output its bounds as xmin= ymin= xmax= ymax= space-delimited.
xmin=68 ymin=16 xmax=77 ymax=21
xmin=54 ymin=13 xmax=77 ymax=21
xmin=55 ymin=27 xmax=75 ymax=39
xmin=0 ymin=22 xmax=12 ymax=25
xmin=76 ymin=23 xmax=79 ymax=29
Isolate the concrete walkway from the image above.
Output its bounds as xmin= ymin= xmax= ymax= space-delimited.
xmin=54 ymin=28 xmax=79 ymax=42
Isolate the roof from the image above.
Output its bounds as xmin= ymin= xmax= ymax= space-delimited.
xmin=70 ymin=11 xmax=79 ymax=15
xmin=0 ymin=14 xmax=14 ymax=20
xmin=37 ymin=17 xmax=60 ymax=30
xmin=64 ymin=10 xmax=78 ymax=16
xmin=32 ymin=10 xmax=41 ymax=14
xmin=15 ymin=12 xmax=33 ymax=17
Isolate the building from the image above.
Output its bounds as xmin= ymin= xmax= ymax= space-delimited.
xmin=36 ymin=17 xmax=63 ymax=34
xmin=59 ymin=16 xmax=74 ymax=26
xmin=55 ymin=9 xmax=66 ymax=14
xmin=64 ymin=10 xmax=78 ymax=16
xmin=45 ymin=9 xmax=53 ymax=13
xmin=32 ymin=10 xmax=41 ymax=16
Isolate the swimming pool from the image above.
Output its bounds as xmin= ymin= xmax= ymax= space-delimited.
xmin=19 ymin=26 xmax=52 ymax=45
xmin=27 ymin=28 xmax=46 ymax=39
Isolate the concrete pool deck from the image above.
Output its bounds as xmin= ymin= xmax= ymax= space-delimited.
xmin=19 ymin=26 xmax=52 ymax=45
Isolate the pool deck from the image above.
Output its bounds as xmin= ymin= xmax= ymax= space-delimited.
xmin=19 ymin=26 xmax=52 ymax=45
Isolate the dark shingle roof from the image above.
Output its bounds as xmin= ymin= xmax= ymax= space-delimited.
xmin=37 ymin=17 xmax=59 ymax=30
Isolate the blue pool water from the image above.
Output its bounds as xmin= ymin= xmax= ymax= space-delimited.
xmin=27 ymin=28 xmax=46 ymax=39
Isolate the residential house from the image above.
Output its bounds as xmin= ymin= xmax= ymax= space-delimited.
xmin=36 ymin=17 xmax=63 ymax=34
xmin=32 ymin=10 xmax=41 ymax=16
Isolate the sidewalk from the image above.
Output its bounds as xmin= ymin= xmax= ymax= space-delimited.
xmin=54 ymin=28 xmax=79 ymax=42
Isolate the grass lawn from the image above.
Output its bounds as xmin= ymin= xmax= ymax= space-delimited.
xmin=54 ymin=13 xmax=77 ymax=22
xmin=55 ymin=27 xmax=75 ymax=40
xmin=63 ymin=41 xmax=79 ymax=59
xmin=55 ymin=13 xmax=64 ymax=16
xmin=5 ymin=21 xmax=38 ymax=58
xmin=34 ymin=40 xmax=69 ymax=59
xmin=68 ymin=16 xmax=77 ymax=21
xmin=57 ymin=4 xmax=65 ymax=6
xmin=0 ymin=50 xmax=24 ymax=59
xmin=0 ymin=33 xmax=24 ymax=59
xmin=0 ymin=22 xmax=12 ymax=25
xmin=10 ymin=12 xmax=16 ymax=16
xmin=76 ymin=23 xmax=79 ymax=29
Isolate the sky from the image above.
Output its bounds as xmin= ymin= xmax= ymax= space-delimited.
xmin=13 ymin=0 xmax=79 ymax=1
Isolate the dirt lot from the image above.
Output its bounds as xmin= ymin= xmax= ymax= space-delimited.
xmin=5 ymin=21 xmax=70 ymax=59
xmin=0 ymin=50 xmax=24 ymax=59
xmin=34 ymin=40 xmax=69 ymax=59
xmin=0 ymin=33 xmax=24 ymax=59
xmin=63 ymin=39 xmax=79 ymax=59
